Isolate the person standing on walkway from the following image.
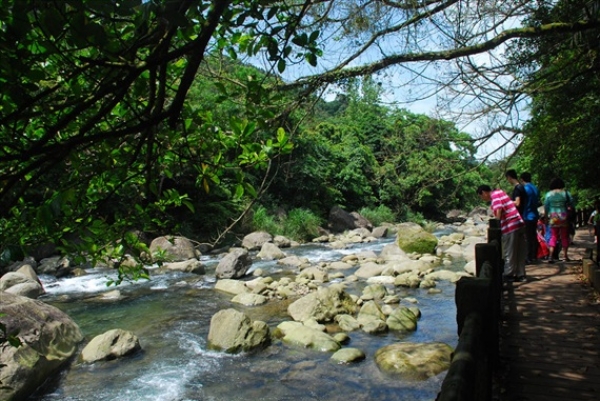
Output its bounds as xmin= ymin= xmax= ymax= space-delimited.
xmin=520 ymin=172 xmax=540 ymax=263
xmin=505 ymin=169 xmax=527 ymax=217
xmin=588 ymin=200 xmax=599 ymax=244
xmin=544 ymin=177 xmax=572 ymax=262
xmin=477 ymin=185 xmax=527 ymax=281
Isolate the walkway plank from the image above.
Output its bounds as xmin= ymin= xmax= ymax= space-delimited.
xmin=497 ymin=227 xmax=600 ymax=401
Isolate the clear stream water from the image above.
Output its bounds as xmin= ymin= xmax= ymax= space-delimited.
xmin=29 ymin=233 xmax=462 ymax=401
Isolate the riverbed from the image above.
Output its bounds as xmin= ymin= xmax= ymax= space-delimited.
xmin=30 ymin=234 xmax=461 ymax=401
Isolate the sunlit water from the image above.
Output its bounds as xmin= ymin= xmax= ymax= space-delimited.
xmin=29 ymin=233 xmax=462 ymax=401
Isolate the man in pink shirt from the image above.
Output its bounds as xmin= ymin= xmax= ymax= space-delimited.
xmin=477 ymin=185 xmax=527 ymax=282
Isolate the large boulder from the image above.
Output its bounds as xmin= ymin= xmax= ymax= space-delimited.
xmin=0 ymin=293 xmax=83 ymax=401
xmin=396 ymin=222 xmax=438 ymax=254
xmin=37 ymin=256 xmax=72 ymax=277
xmin=149 ymin=236 xmax=197 ymax=262
xmin=207 ymin=308 xmax=270 ymax=353
xmin=374 ymin=342 xmax=453 ymax=381
xmin=80 ymin=329 xmax=141 ymax=363
xmin=0 ymin=272 xmax=44 ymax=299
xmin=328 ymin=206 xmax=372 ymax=233
xmin=215 ymin=248 xmax=252 ymax=279
xmin=287 ymin=284 xmax=358 ymax=323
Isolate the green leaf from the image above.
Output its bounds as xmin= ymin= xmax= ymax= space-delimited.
xmin=306 ymin=53 xmax=318 ymax=67
xmin=183 ymin=200 xmax=195 ymax=213
xmin=234 ymin=184 xmax=244 ymax=199
xmin=309 ymin=30 xmax=320 ymax=43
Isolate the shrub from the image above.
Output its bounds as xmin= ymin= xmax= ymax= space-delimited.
xmin=251 ymin=205 xmax=282 ymax=235
xmin=359 ymin=205 xmax=397 ymax=226
xmin=283 ymin=208 xmax=323 ymax=242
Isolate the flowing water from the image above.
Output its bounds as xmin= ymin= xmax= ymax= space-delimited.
xmin=29 ymin=233 xmax=461 ymax=401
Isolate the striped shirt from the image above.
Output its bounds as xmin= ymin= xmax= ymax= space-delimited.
xmin=491 ymin=189 xmax=524 ymax=234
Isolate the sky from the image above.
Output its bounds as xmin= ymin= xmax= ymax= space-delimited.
xmin=245 ymin=3 xmax=529 ymax=162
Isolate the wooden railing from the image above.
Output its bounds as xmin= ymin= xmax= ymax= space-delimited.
xmin=437 ymin=220 xmax=502 ymax=401
xmin=438 ymin=214 xmax=599 ymax=400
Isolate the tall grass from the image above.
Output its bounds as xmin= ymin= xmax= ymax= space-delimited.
xmin=251 ymin=206 xmax=322 ymax=242
xmin=359 ymin=205 xmax=397 ymax=226
xmin=251 ymin=205 xmax=282 ymax=235
xmin=404 ymin=210 xmax=436 ymax=233
xmin=283 ymin=208 xmax=323 ymax=242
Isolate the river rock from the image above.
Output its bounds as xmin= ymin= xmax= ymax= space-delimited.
xmin=0 ymin=272 xmax=44 ymax=299
xmin=394 ymin=272 xmax=422 ymax=288
xmin=361 ymin=283 xmax=388 ymax=301
xmin=158 ymin=259 xmax=205 ymax=274
xmin=287 ymin=284 xmax=358 ymax=323
xmin=354 ymin=261 xmax=385 ymax=278
xmin=357 ymin=300 xmax=387 ymax=334
xmin=366 ymin=275 xmax=396 ymax=285
xmin=276 ymin=321 xmax=341 ymax=352
xmin=386 ymin=307 xmax=418 ymax=332
xmin=149 ymin=236 xmax=197 ymax=262
xmin=297 ymin=266 xmax=328 ymax=282
xmin=374 ymin=342 xmax=453 ymax=381
xmin=0 ymin=293 xmax=83 ymax=401
xmin=15 ymin=264 xmax=39 ymax=282
xmin=273 ymin=235 xmax=292 ymax=248
xmin=328 ymin=261 xmax=353 ymax=270
xmin=215 ymin=248 xmax=252 ymax=279
xmin=80 ymin=329 xmax=141 ymax=363
xmin=242 ymin=231 xmax=273 ymax=251
xmin=328 ymin=206 xmax=360 ymax=233
xmin=37 ymin=256 xmax=72 ymax=277
xmin=277 ymin=255 xmax=310 ymax=268
xmin=257 ymin=242 xmax=286 ymax=260
xmin=231 ymin=293 xmax=268 ymax=306
xmin=214 ymin=279 xmax=250 ymax=295
xmin=207 ymin=308 xmax=270 ymax=353
xmin=379 ymin=243 xmax=408 ymax=260
xmin=335 ymin=314 xmax=361 ymax=332
xmin=464 ymin=260 xmax=476 ymax=275
xmin=371 ymin=226 xmax=389 ymax=238
xmin=443 ymin=243 xmax=464 ymax=258
xmin=396 ymin=222 xmax=438 ymax=254
xmin=331 ymin=347 xmax=366 ymax=363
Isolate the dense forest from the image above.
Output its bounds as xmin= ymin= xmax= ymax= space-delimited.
xmin=1 ymin=1 xmax=599 ymax=276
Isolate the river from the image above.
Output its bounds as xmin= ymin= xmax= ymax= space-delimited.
xmin=29 ymin=232 xmax=461 ymax=401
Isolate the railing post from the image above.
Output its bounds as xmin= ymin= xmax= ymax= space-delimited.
xmin=487 ymin=218 xmax=501 ymax=244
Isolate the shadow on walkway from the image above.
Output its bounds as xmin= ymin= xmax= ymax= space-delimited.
xmin=496 ymin=227 xmax=600 ymax=401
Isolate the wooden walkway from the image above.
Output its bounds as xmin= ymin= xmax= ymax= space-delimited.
xmin=496 ymin=227 xmax=600 ymax=401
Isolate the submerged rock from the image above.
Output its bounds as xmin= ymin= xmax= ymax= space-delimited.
xmin=374 ymin=342 xmax=453 ymax=381
xmin=331 ymin=347 xmax=366 ymax=364
xmin=275 ymin=321 xmax=341 ymax=352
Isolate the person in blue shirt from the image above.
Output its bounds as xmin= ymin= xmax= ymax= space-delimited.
xmin=520 ymin=172 xmax=540 ymax=263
